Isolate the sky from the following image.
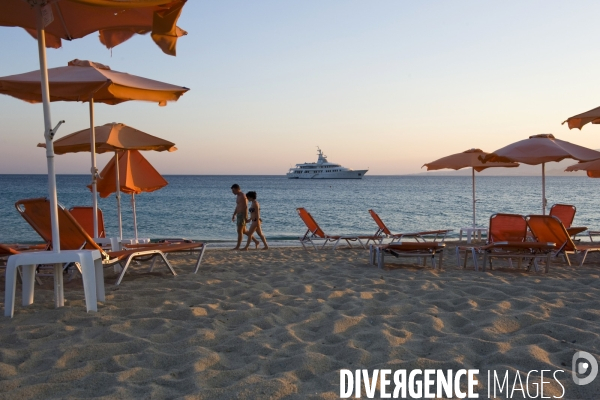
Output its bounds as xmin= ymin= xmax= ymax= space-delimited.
xmin=2 ymin=1 xmax=600 ymax=175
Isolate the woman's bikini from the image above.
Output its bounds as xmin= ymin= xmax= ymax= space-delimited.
xmin=249 ymin=202 xmax=258 ymax=222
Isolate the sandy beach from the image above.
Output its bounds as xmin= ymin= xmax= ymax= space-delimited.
xmin=0 ymin=244 xmax=599 ymax=399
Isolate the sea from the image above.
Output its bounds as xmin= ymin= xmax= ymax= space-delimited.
xmin=1 ymin=175 xmax=600 ymax=246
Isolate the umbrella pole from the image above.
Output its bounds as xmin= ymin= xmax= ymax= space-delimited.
xmin=132 ymin=193 xmax=138 ymax=241
xmin=472 ymin=167 xmax=476 ymax=227
xmin=115 ymin=151 xmax=123 ymax=240
xmin=89 ymin=99 xmax=99 ymax=238
xmin=542 ymin=163 xmax=546 ymax=215
xmin=36 ymin=4 xmax=61 ymax=252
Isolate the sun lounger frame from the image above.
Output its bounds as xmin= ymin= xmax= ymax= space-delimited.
xmin=527 ymin=215 xmax=600 ymax=267
xmin=15 ymin=198 xmax=207 ymax=285
xmin=368 ymin=209 xmax=452 ymax=243
xmin=455 ymin=213 xmax=555 ymax=272
xmin=369 ymin=242 xmax=446 ymax=270
xmin=297 ymin=208 xmax=381 ymax=250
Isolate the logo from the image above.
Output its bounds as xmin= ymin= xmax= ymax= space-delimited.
xmin=572 ymin=351 xmax=598 ymax=386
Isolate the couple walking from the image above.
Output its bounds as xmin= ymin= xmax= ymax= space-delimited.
xmin=231 ymin=184 xmax=269 ymax=251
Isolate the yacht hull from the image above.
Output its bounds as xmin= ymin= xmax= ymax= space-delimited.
xmin=286 ymin=170 xmax=368 ymax=179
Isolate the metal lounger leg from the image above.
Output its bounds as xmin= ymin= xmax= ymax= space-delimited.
xmin=193 ymin=245 xmax=208 ymax=274
xmin=330 ymin=238 xmax=340 ymax=250
xmin=299 ymin=238 xmax=307 ymax=250
xmin=149 ymin=254 xmax=163 ymax=272
xmin=579 ymin=250 xmax=589 ymax=267
xmin=115 ymin=257 xmax=135 ymax=286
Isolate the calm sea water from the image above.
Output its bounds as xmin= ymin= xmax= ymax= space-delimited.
xmin=1 ymin=175 xmax=599 ymax=244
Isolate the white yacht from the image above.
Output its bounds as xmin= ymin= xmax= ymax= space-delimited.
xmin=286 ymin=148 xmax=368 ymax=179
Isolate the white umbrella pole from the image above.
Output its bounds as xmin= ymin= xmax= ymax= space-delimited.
xmin=542 ymin=162 xmax=546 ymax=215
xmin=36 ymin=5 xmax=61 ymax=252
xmin=472 ymin=167 xmax=476 ymax=227
xmin=131 ymin=193 xmax=138 ymax=241
xmin=115 ymin=151 xmax=123 ymax=240
xmin=89 ymin=99 xmax=99 ymax=238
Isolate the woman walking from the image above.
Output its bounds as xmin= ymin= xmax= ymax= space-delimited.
xmin=242 ymin=191 xmax=269 ymax=250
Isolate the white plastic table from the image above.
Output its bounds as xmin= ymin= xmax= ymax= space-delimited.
xmin=459 ymin=227 xmax=488 ymax=244
xmin=4 ymin=250 xmax=104 ymax=318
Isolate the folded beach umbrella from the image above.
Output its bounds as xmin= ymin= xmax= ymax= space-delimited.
xmin=40 ymin=122 xmax=176 ymax=239
xmin=94 ymin=150 xmax=168 ymax=242
xmin=0 ymin=0 xmax=188 ymax=252
xmin=423 ymin=149 xmax=519 ymax=227
xmin=481 ymin=134 xmax=600 ymax=214
xmin=565 ymin=159 xmax=600 ymax=178
xmin=1 ymin=60 xmax=188 ymax=238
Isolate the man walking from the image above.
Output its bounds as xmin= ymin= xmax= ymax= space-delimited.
xmin=231 ymin=184 xmax=258 ymax=250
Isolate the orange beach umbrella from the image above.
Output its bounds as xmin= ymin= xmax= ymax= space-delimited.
xmin=1 ymin=59 xmax=187 ymax=238
xmin=41 ymin=122 xmax=178 ymax=154
xmin=1 ymin=0 xmax=187 ymax=56
xmin=482 ymin=134 xmax=600 ymax=214
xmin=0 ymin=0 xmax=187 ymax=253
xmin=565 ymin=159 xmax=600 ymax=178
xmin=93 ymin=150 xmax=168 ymax=241
xmin=0 ymin=59 xmax=189 ymax=105
xmin=423 ymin=149 xmax=519 ymax=227
xmin=40 ymin=122 xmax=176 ymax=239
xmin=563 ymin=106 xmax=600 ymax=130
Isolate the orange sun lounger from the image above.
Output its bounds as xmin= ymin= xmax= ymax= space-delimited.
xmin=15 ymin=198 xmax=207 ymax=285
xmin=527 ymin=215 xmax=600 ymax=267
xmin=549 ymin=204 xmax=587 ymax=238
xmin=456 ymin=213 xmax=555 ymax=272
xmin=1 ymin=243 xmax=56 ymax=285
xmin=368 ymin=209 xmax=451 ymax=242
xmin=296 ymin=207 xmax=382 ymax=250
xmin=0 ymin=243 xmax=47 ymax=257
xmin=69 ymin=206 xmax=106 ymax=238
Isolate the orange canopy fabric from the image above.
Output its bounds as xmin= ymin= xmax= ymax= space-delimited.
xmin=565 ymin=159 xmax=600 ymax=178
xmin=562 ymin=106 xmax=600 ymax=130
xmin=0 ymin=59 xmax=188 ymax=105
xmin=0 ymin=0 xmax=187 ymax=56
xmin=481 ymin=134 xmax=600 ymax=165
xmin=39 ymin=122 xmax=177 ymax=154
xmin=94 ymin=150 xmax=168 ymax=197
xmin=423 ymin=148 xmax=518 ymax=172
